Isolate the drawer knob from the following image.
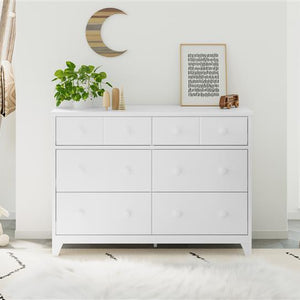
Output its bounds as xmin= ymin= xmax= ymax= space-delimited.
xmin=172 ymin=167 xmax=182 ymax=176
xmin=218 ymin=210 xmax=228 ymax=218
xmin=78 ymin=164 xmax=87 ymax=173
xmin=123 ymin=166 xmax=133 ymax=175
xmin=172 ymin=210 xmax=183 ymax=218
xmin=123 ymin=210 xmax=132 ymax=218
xmin=78 ymin=208 xmax=86 ymax=215
xmin=79 ymin=125 xmax=87 ymax=134
xmin=218 ymin=167 xmax=228 ymax=175
xmin=171 ymin=128 xmax=180 ymax=136
xmin=218 ymin=128 xmax=228 ymax=135
xmin=125 ymin=127 xmax=133 ymax=135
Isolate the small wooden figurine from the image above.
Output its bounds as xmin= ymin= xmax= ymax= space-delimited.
xmin=112 ymin=88 xmax=120 ymax=110
xmin=219 ymin=94 xmax=239 ymax=109
xmin=103 ymin=91 xmax=110 ymax=111
xmin=119 ymin=87 xmax=125 ymax=110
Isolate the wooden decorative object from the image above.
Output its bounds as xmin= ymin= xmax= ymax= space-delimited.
xmin=219 ymin=94 xmax=239 ymax=109
xmin=86 ymin=8 xmax=127 ymax=57
xmin=119 ymin=87 xmax=125 ymax=110
xmin=103 ymin=91 xmax=110 ymax=110
xmin=112 ymin=88 xmax=120 ymax=110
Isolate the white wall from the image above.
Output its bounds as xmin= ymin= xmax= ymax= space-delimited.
xmin=0 ymin=0 xmax=16 ymax=219
xmin=287 ymin=1 xmax=300 ymax=220
xmin=0 ymin=114 xmax=16 ymax=219
xmin=15 ymin=0 xmax=287 ymax=238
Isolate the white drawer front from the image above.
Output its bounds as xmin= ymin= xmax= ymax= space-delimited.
xmin=153 ymin=193 xmax=247 ymax=235
xmin=56 ymin=117 xmax=104 ymax=145
xmin=153 ymin=150 xmax=247 ymax=192
xmin=153 ymin=117 xmax=199 ymax=145
xmin=56 ymin=193 xmax=151 ymax=235
xmin=57 ymin=150 xmax=151 ymax=192
xmin=104 ymin=117 xmax=151 ymax=145
xmin=200 ymin=117 xmax=247 ymax=145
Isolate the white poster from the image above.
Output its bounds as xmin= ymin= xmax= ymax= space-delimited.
xmin=180 ymin=44 xmax=227 ymax=106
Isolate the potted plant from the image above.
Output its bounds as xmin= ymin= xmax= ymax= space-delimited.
xmin=52 ymin=61 xmax=112 ymax=108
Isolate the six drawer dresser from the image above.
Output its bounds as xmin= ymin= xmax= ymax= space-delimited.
xmin=52 ymin=105 xmax=252 ymax=255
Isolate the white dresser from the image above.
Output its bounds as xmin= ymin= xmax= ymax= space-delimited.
xmin=52 ymin=105 xmax=252 ymax=255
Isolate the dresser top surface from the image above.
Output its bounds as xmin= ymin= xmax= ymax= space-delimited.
xmin=52 ymin=105 xmax=252 ymax=117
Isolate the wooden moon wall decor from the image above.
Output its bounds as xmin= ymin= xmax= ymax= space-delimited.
xmin=86 ymin=8 xmax=127 ymax=57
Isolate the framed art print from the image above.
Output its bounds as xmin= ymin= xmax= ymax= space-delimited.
xmin=180 ymin=44 xmax=227 ymax=106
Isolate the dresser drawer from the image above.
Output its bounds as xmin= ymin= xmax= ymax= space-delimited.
xmin=104 ymin=117 xmax=151 ymax=145
xmin=56 ymin=117 xmax=104 ymax=145
xmin=56 ymin=150 xmax=151 ymax=192
xmin=152 ymin=150 xmax=247 ymax=192
xmin=56 ymin=193 xmax=151 ymax=235
xmin=153 ymin=117 xmax=199 ymax=145
xmin=152 ymin=193 xmax=247 ymax=235
xmin=200 ymin=117 xmax=247 ymax=145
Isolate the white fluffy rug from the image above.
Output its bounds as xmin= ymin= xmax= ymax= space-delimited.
xmin=1 ymin=249 xmax=300 ymax=299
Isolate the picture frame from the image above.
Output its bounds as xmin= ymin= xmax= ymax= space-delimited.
xmin=180 ymin=43 xmax=227 ymax=106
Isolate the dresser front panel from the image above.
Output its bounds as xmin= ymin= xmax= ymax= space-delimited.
xmin=56 ymin=150 xmax=151 ymax=192
xmin=104 ymin=117 xmax=151 ymax=145
xmin=152 ymin=150 xmax=247 ymax=192
xmin=153 ymin=117 xmax=200 ymax=145
xmin=56 ymin=117 xmax=104 ymax=145
xmin=200 ymin=117 xmax=248 ymax=145
xmin=56 ymin=193 xmax=151 ymax=235
xmin=152 ymin=193 xmax=248 ymax=235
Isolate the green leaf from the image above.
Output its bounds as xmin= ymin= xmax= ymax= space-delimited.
xmin=66 ymin=61 xmax=76 ymax=70
xmin=105 ymin=81 xmax=113 ymax=88
xmin=100 ymin=72 xmax=107 ymax=79
xmin=54 ymin=69 xmax=64 ymax=78
xmin=88 ymin=65 xmax=95 ymax=73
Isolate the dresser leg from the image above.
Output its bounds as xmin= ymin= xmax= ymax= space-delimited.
xmin=52 ymin=240 xmax=63 ymax=256
xmin=241 ymin=240 xmax=252 ymax=256
xmin=153 ymin=244 xmax=158 ymax=248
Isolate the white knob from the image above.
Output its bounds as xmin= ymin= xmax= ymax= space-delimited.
xmin=78 ymin=164 xmax=86 ymax=172
xmin=79 ymin=208 xmax=85 ymax=215
xmin=123 ymin=166 xmax=132 ymax=175
xmin=218 ymin=210 xmax=228 ymax=218
xmin=172 ymin=167 xmax=182 ymax=176
xmin=79 ymin=125 xmax=87 ymax=134
xmin=125 ymin=126 xmax=132 ymax=135
xmin=172 ymin=210 xmax=182 ymax=218
xmin=123 ymin=210 xmax=132 ymax=218
xmin=218 ymin=128 xmax=228 ymax=135
xmin=218 ymin=167 xmax=228 ymax=175
xmin=171 ymin=128 xmax=180 ymax=135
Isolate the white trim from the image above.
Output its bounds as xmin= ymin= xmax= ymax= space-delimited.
xmin=15 ymin=231 xmax=51 ymax=239
xmin=252 ymin=231 xmax=288 ymax=239
xmin=288 ymin=211 xmax=300 ymax=220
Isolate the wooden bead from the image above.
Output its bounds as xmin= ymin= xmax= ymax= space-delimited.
xmin=103 ymin=91 xmax=110 ymax=111
xmin=112 ymin=88 xmax=119 ymax=110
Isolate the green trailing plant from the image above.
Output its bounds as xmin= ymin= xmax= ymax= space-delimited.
xmin=52 ymin=61 xmax=112 ymax=107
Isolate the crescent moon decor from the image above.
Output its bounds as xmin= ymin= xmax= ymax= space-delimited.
xmin=86 ymin=8 xmax=127 ymax=57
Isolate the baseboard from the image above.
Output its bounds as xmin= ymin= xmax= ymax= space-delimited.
xmin=252 ymin=230 xmax=288 ymax=239
xmin=15 ymin=230 xmax=51 ymax=239
xmin=15 ymin=230 xmax=288 ymax=240
xmin=288 ymin=211 xmax=300 ymax=220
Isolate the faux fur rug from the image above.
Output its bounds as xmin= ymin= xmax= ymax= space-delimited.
xmin=1 ymin=250 xmax=300 ymax=299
